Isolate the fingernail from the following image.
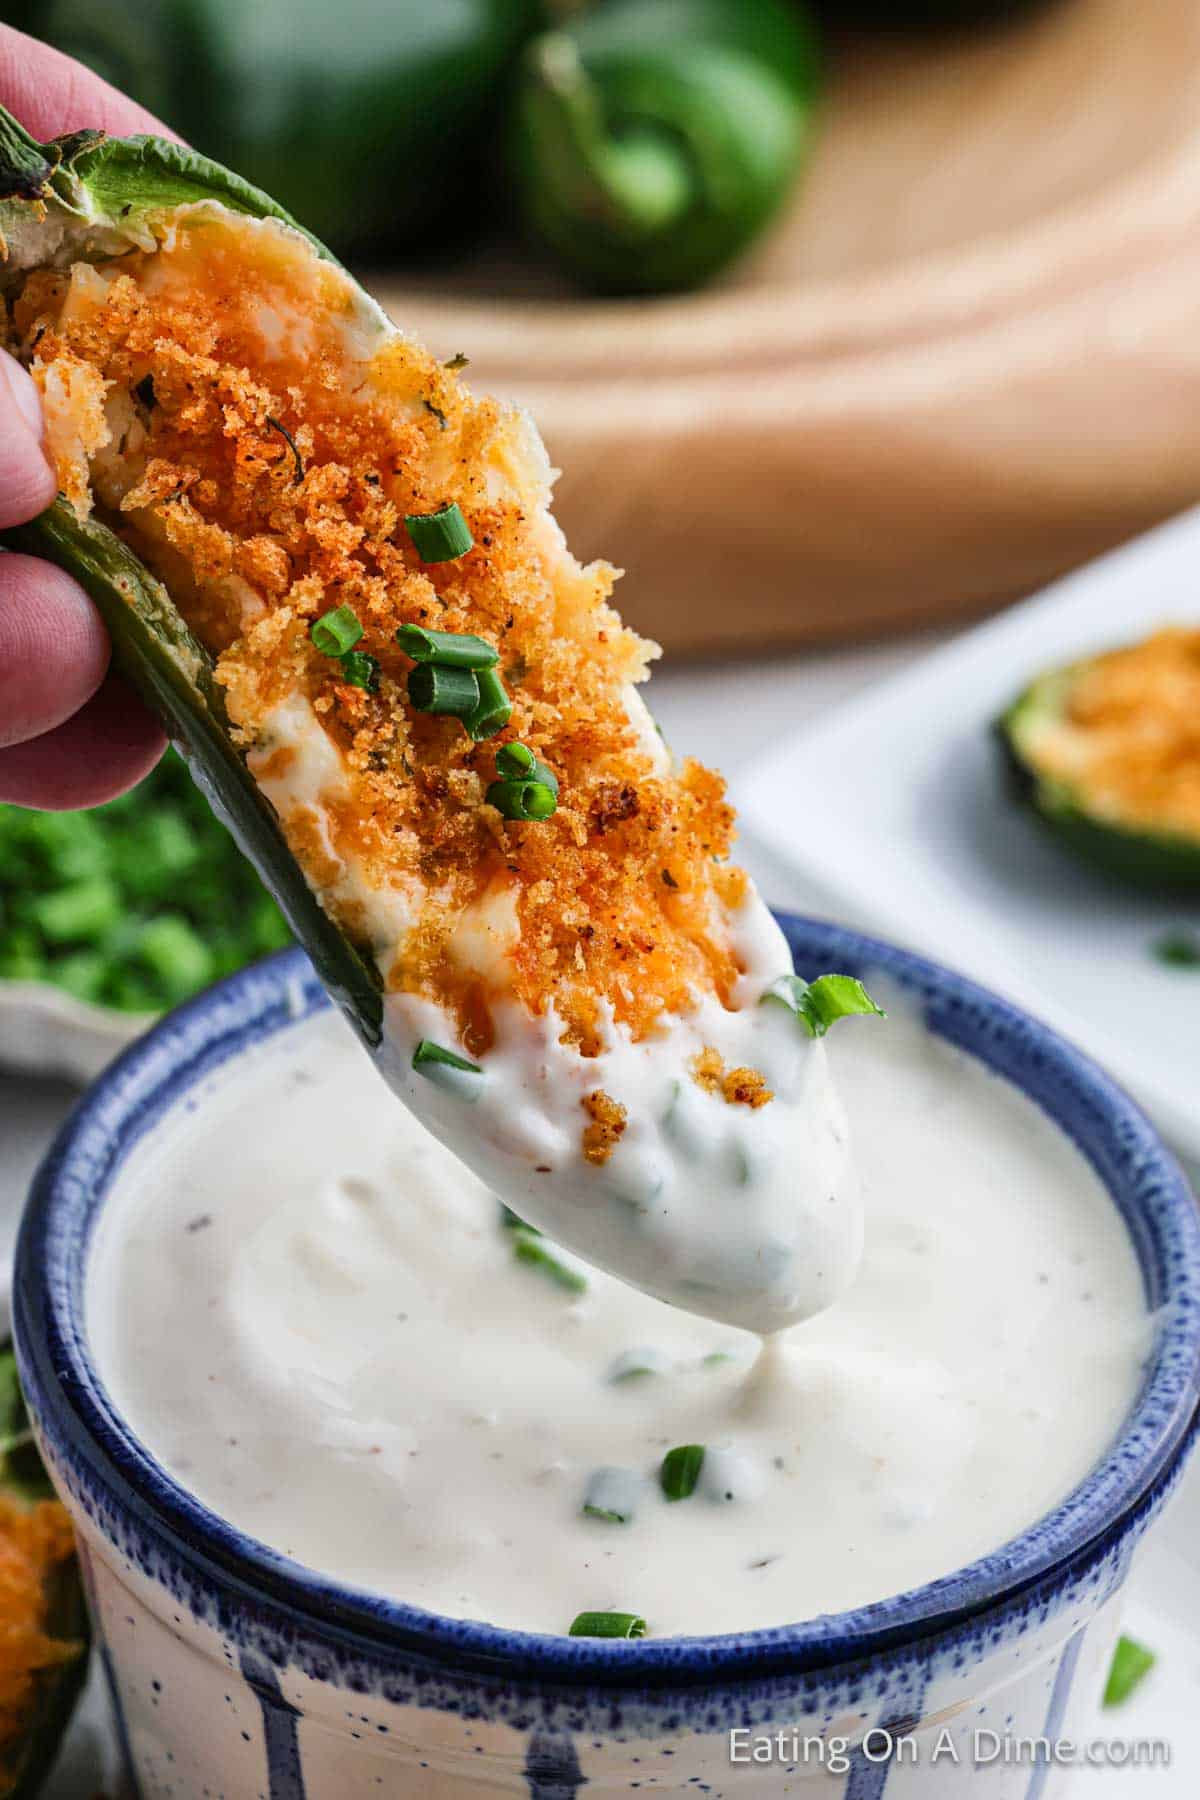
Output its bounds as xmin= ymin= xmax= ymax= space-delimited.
xmin=0 ymin=348 xmax=46 ymax=443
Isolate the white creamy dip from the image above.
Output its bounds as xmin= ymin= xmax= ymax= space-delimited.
xmin=87 ymin=1003 xmax=1149 ymax=1638
xmin=378 ymin=932 xmax=860 ymax=1336
xmin=252 ymin=669 xmax=861 ymax=1336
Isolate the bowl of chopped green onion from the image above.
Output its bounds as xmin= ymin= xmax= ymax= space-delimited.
xmin=0 ymin=751 xmax=290 ymax=1081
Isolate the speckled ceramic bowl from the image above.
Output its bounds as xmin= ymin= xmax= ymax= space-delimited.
xmin=14 ymin=917 xmax=1200 ymax=1799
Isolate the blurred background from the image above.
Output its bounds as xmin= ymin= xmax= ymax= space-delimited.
xmin=10 ymin=0 xmax=1200 ymax=656
xmin=3 ymin=0 xmax=1200 ymax=1029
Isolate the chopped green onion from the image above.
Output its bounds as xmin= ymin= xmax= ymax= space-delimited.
xmin=499 ymin=1204 xmax=538 ymax=1234
xmin=762 ymin=972 xmax=885 ymax=1038
xmin=608 ymin=1347 xmax=671 ymax=1383
xmin=701 ymin=1350 xmax=735 ymax=1370
xmin=0 ymin=1348 xmax=30 ymax=1459
xmin=32 ymin=879 xmax=121 ymax=944
xmin=582 ymin=1467 xmax=641 ymax=1524
xmin=412 ymin=1038 xmax=484 ymax=1103
xmin=660 ymin=1444 xmax=705 ymax=1502
xmin=52 ymin=950 xmax=108 ymax=1003
xmin=1153 ymin=931 xmax=1200 ymax=969
xmin=444 ymin=352 xmax=470 ymax=371
xmin=465 ymin=667 xmax=513 ymax=741
xmin=512 ymin=1229 xmax=587 ymax=1294
xmin=568 ymin=1611 xmax=646 ymax=1640
xmin=338 ymin=650 xmax=380 ymax=692
xmin=496 ymin=741 xmax=558 ymax=794
xmin=404 ymin=501 xmax=473 ymax=562
xmin=0 ymin=931 xmax=42 ymax=982
xmin=496 ymin=740 xmax=535 ymax=778
xmin=0 ymin=750 xmax=291 ymax=1014
xmin=136 ymin=914 xmax=215 ymax=1004
xmin=485 ymin=779 xmax=557 ymax=822
xmin=1103 ymin=1635 xmax=1156 ymax=1708
xmin=0 ymin=1346 xmax=52 ymax=1503
xmin=395 ymin=623 xmax=498 ymax=670
xmin=310 ymin=604 xmax=363 ymax=657
xmin=408 ymin=663 xmax=480 ymax=718
xmin=412 ymin=1039 xmax=481 ymax=1075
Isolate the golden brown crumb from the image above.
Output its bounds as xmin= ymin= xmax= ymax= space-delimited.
xmin=689 ymin=1049 xmax=773 ymax=1109
xmin=14 ymin=214 xmax=746 ymax=1049
xmin=689 ymin=1047 xmax=725 ymax=1095
xmin=581 ymin=1090 xmax=628 ymax=1165
xmin=1030 ymin=628 xmax=1200 ymax=837
xmin=0 ymin=1498 xmax=80 ymax=1777
xmin=721 ymin=1066 xmax=773 ymax=1109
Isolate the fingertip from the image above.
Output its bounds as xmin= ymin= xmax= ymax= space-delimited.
xmin=0 ymin=554 xmax=112 ymax=746
xmin=0 ymin=672 xmax=166 ymax=810
xmin=0 ymin=349 xmax=44 ymax=438
xmin=0 ymin=457 xmax=57 ymax=532
xmin=0 ymin=351 xmax=55 ymax=529
xmin=0 ymin=26 xmax=176 ymax=142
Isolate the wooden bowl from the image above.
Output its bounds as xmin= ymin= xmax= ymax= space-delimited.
xmin=369 ymin=0 xmax=1200 ymax=654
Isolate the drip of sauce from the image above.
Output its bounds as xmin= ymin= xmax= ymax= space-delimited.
xmin=255 ymin=683 xmax=863 ymax=1334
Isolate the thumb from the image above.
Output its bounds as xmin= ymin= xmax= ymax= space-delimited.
xmin=0 ymin=348 xmax=56 ymax=528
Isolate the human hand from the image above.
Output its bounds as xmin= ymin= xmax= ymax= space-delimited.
xmin=0 ymin=25 xmax=169 ymax=809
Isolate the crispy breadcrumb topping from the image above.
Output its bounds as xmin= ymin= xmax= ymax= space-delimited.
xmin=0 ymin=1497 xmax=79 ymax=1778
xmin=1030 ymin=628 xmax=1200 ymax=838
xmin=690 ymin=1048 xmax=773 ymax=1109
xmin=10 ymin=212 xmax=750 ymax=1051
xmin=581 ymin=1089 xmax=628 ymax=1165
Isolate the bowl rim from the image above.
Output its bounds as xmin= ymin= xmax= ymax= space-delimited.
xmin=15 ymin=915 xmax=1200 ymax=1683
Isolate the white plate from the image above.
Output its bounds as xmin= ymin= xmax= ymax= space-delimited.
xmin=0 ymin=982 xmax=150 ymax=1084
xmin=741 ymin=506 xmax=1200 ymax=1156
xmin=1070 ymin=1451 xmax=1200 ymax=1796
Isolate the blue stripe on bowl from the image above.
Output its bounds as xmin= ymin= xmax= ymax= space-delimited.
xmin=240 ymin=1651 xmax=306 ymax=1799
xmin=1024 ymin=1626 xmax=1087 ymax=1800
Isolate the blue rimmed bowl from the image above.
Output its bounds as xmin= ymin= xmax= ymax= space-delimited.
xmin=13 ymin=916 xmax=1200 ymax=1799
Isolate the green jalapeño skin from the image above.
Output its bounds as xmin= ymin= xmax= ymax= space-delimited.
xmin=997 ymin=655 xmax=1200 ymax=893
xmin=0 ymin=107 xmax=384 ymax=1047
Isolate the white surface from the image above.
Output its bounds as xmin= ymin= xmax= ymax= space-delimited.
xmin=0 ymin=601 xmax=1195 ymax=1792
xmin=740 ymin=506 xmax=1200 ymax=1156
xmin=0 ymin=982 xmax=148 ymax=1084
xmin=1074 ymin=1454 xmax=1200 ymax=1794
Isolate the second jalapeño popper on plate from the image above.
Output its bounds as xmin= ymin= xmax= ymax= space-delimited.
xmin=0 ymin=106 xmax=881 ymax=1333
